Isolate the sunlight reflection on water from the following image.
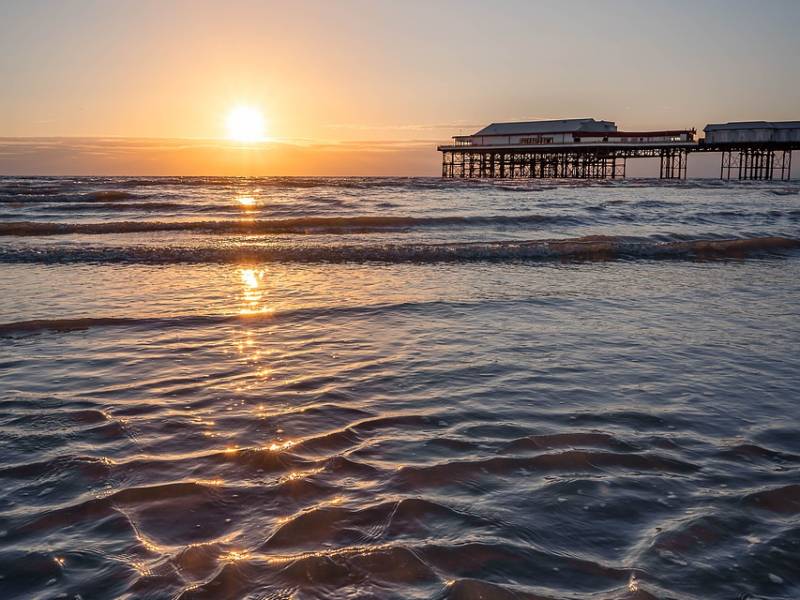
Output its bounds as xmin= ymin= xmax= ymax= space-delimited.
xmin=0 ymin=178 xmax=799 ymax=599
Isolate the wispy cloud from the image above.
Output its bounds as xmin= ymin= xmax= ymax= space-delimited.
xmin=323 ymin=122 xmax=482 ymax=132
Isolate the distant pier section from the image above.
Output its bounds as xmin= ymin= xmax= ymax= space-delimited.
xmin=438 ymin=118 xmax=799 ymax=180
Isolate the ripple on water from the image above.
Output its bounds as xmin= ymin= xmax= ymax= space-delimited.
xmin=1 ymin=178 xmax=800 ymax=599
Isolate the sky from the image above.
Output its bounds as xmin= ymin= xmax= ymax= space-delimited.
xmin=0 ymin=0 xmax=798 ymax=175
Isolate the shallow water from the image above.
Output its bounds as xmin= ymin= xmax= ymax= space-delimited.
xmin=0 ymin=176 xmax=799 ymax=599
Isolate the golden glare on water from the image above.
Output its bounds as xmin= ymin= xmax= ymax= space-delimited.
xmin=226 ymin=105 xmax=267 ymax=142
xmin=239 ymin=268 xmax=273 ymax=315
xmin=220 ymin=550 xmax=251 ymax=563
xmin=242 ymin=268 xmax=263 ymax=289
xmin=237 ymin=196 xmax=256 ymax=208
xmin=268 ymin=439 xmax=296 ymax=452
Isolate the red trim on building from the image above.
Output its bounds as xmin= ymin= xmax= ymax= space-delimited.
xmin=454 ymin=129 xmax=694 ymax=141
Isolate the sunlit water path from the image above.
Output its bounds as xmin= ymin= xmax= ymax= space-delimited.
xmin=0 ymin=177 xmax=799 ymax=599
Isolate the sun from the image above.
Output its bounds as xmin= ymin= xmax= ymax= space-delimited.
xmin=226 ymin=105 xmax=266 ymax=142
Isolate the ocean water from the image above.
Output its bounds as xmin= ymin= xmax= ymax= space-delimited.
xmin=0 ymin=176 xmax=799 ymax=600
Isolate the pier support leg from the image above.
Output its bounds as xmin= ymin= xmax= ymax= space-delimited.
xmin=779 ymin=150 xmax=792 ymax=181
xmin=720 ymin=150 xmax=741 ymax=180
xmin=660 ymin=149 xmax=687 ymax=179
xmin=613 ymin=157 xmax=626 ymax=179
xmin=729 ymin=149 xmax=781 ymax=180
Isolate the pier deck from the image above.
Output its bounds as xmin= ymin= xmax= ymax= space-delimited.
xmin=438 ymin=142 xmax=798 ymax=181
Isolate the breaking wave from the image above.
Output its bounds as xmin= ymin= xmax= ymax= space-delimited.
xmin=0 ymin=235 xmax=796 ymax=265
xmin=0 ymin=214 xmax=583 ymax=236
xmin=2 ymin=177 xmax=798 ymax=201
xmin=0 ymin=190 xmax=140 ymax=203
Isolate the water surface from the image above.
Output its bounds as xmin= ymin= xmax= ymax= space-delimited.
xmin=1 ymin=177 xmax=799 ymax=599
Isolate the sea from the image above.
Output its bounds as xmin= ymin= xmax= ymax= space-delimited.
xmin=0 ymin=176 xmax=799 ymax=600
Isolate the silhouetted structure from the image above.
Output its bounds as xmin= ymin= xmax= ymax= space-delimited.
xmin=703 ymin=122 xmax=798 ymax=180
xmin=438 ymin=119 xmax=799 ymax=180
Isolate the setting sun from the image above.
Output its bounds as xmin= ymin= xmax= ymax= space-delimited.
xmin=226 ymin=106 xmax=266 ymax=142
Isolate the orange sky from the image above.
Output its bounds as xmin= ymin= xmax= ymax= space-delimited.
xmin=1 ymin=0 xmax=798 ymax=175
xmin=0 ymin=137 xmax=438 ymax=176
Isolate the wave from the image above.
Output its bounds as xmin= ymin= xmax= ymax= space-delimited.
xmin=687 ymin=208 xmax=800 ymax=223
xmin=0 ymin=299 xmax=532 ymax=336
xmin=0 ymin=235 xmax=796 ymax=266
xmin=3 ymin=176 xmax=798 ymax=194
xmin=0 ymin=300 xmax=476 ymax=336
xmin=0 ymin=190 xmax=140 ymax=203
xmin=0 ymin=314 xmax=263 ymax=336
xmin=745 ymin=484 xmax=800 ymax=514
xmin=20 ymin=201 xmax=192 ymax=212
xmin=394 ymin=450 xmax=698 ymax=488
xmin=0 ymin=214 xmax=583 ymax=236
xmin=0 ymin=177 xmax=457 ymax=195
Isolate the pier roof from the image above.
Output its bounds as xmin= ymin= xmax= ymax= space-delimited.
xmin=473 ymin=118 xmax=616 ymax=136
xmin=705 ymin=121 xmax=800 ymax=131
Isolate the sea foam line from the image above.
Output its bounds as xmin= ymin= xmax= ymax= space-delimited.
xmin=0 ymin=214 xmax=580 ymax=236
xmin=0 ymin=235 xmax=797 ymax=265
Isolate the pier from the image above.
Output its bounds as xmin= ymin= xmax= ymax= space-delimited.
xmin=438 ymin=119 xmax=799 ymax=180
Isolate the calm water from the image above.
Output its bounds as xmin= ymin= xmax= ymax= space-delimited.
xmin=1 ymin=176 xmax=799 ymax=600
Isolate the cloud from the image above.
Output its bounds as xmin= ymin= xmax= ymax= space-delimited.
xmin=323 ymin=122 xmax=482 ymax=132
